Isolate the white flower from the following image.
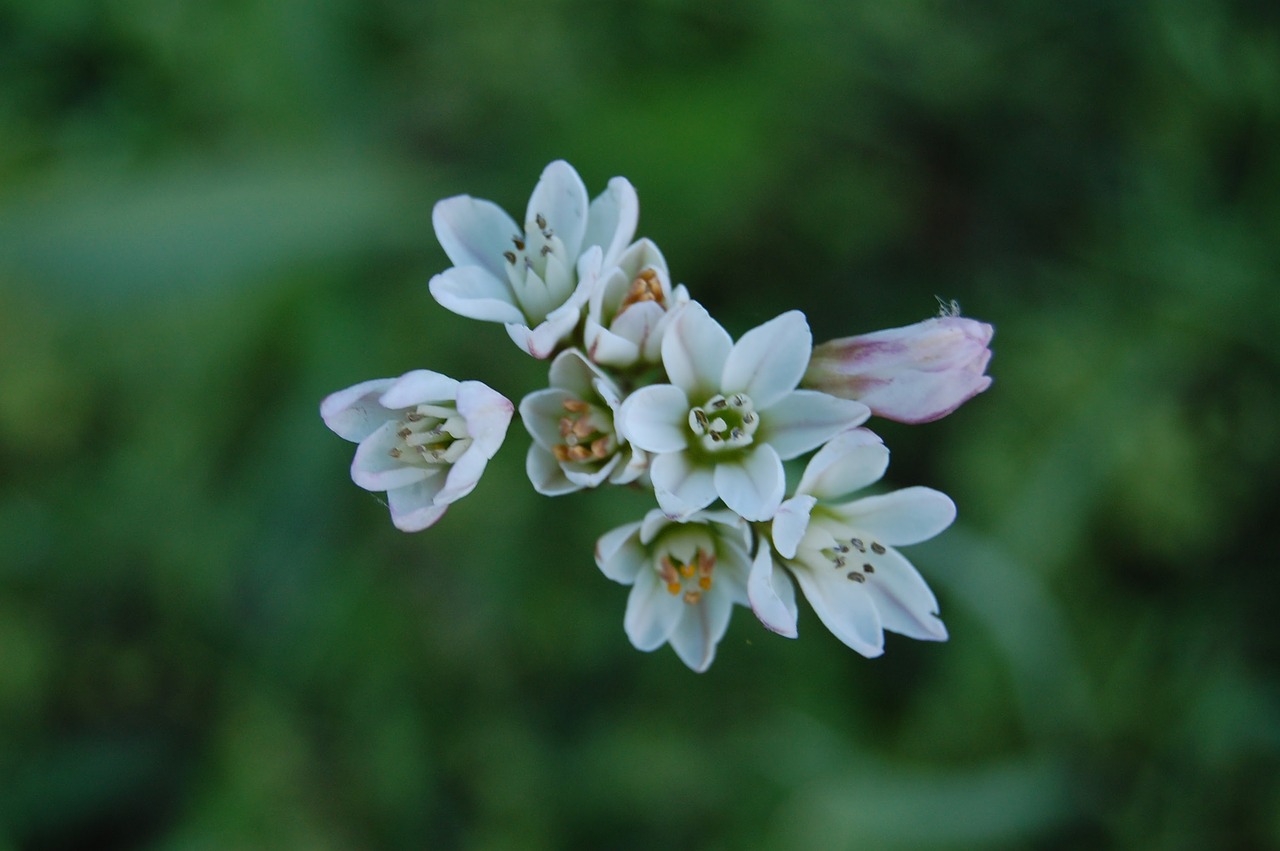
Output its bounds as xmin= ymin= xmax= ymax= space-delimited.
xmin=595 ymin=509 xmax=751 ymax=672
xmin=616 ymin=303 xmax=870 ymax=522
xmin=518 ymin=349 xmax=647 ymax=495
xmin=320 ymin=370 xmax=513 ymax=531
xmin=429 ymin=160 xmax=639 ymax=359
xmin=584 ymin=238 xmax=690 ymax=368
xmin=747 ymin=429 xmax=955 ymax=657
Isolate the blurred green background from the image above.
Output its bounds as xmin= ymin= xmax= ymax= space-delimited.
xmin=2 ymin=0 xmax=1278 ymax=848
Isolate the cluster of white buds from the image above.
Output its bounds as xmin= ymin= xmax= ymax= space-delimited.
xmin=321 ymin=161 xmax=993 ymax=671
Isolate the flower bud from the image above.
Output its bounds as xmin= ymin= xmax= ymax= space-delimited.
xmin=804 ymin=316 xmax=993 ymax=424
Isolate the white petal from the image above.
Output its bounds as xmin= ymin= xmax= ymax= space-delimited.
xmin=862 ymin=547 xmax=948 ymax=641
xmin=386 ymin=478 xmax=448 ymax=532
xmin=721 ymin=310 xmax=811 ymax=409
xmin=519 ymin=388 xmax=574 ymax=450
xmin=759 ymin=390 xmax=870 ymax=461
xmin=546 ymin=348 xmax=601 ymax=397
xmin=429 ymin=266 xmax=524 ymax=324
xmin=650 ymin=451 xmax=717 ymax=520
xmin=837 ymin=486 xmax=957 ymax=545
xmin=507 ymin=301 xmax=582 ymax=359
xmin=624 ymin=570 xmax=683 ymax=651
xmin=791 ymin=563 xmax=885 ymax=658
xmin=456 ymin=380 xmax=513 ymax=458
xmin=527 ymin=160 xmax=589 ymax=260
xmin=585 ymin=320 xmax=641 ymax=368
xmin=638 ymin=508 xmax=673 ymax=545
xmin=582 ymin=176 xmax=639 ymax=267
xmin=594 ymin=520 xmax=645 ymax=583
xmin=795 ymin=427 xmax=888 ymax=500
xmin=771 ymin=494 xmax=816 ymax=559
xmin=525 ymin=443 xmax=579 ymax=495
xmin=617 ymin=384 xmax=689 ymax=453
xmin=434 ymin=444 xmax=489 ymax=504
xmin=351 ymin=422 xmax=432 ymax=491
xmin=748 ymin=544 xmax=799 ymax=638
xmin=320 ymin=378 xmax=396 ymax=442
xmin=714 ymin=445 xmax=785 ymax=521
xmin=661 ymin=302 xmax=732 ymax=399
xmin=669 ymin=590 xmax=732 ymax=672
xmin=380 ymin=370 xmax=460 ymax=410
xmin=432 ymin=195 xmax=520 ymax=280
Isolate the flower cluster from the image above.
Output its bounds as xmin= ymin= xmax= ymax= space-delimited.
xmin=321 ymin=160 xmax=993 ymax=671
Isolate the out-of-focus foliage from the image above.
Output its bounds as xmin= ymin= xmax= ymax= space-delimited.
xmin=1 ymin=0 xmax=1278 ymax=848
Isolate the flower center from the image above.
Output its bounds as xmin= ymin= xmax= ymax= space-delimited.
xmin=387 ymin=404 xmax=472 ymax=466
xmin=552 ymin=397 xmax=617 ymax=464
xmin=657 ymin=546 xmax=716 ymax=605
xmin=616 ymin=267 xmax=664 ymax=316
xmin=688 ymin=393 xmax=758 ymax=452
xmin=819 ymin=533 xmax=888 ymax=583
xmin=501 ymin=212 xmax=573 ymax=324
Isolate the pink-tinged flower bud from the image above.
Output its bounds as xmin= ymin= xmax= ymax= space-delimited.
xmin=804 ymin=316 xmax=993 ymax=424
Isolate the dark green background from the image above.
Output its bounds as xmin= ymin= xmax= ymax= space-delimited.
xmin=1 ymin=1 xmax=1277 ymax=848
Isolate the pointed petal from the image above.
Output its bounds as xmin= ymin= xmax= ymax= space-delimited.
xmin=624 ymin=571 xmax=683 ymax=651
xmin=585 ymin=319 xmax=642 ymax=368
xmin=563 ymin=453 xmax=622 ymax=489
xmin=748 ymin=544 xmax=799 ymax=637
xmin=527 ymin=160 xmax=589 ymax=259
xmin=795 ymin=428 xmax=888 ymax=500
xmin=519 ymin=388 xmax=574 ymax=450
xmin=456 ymin=380 xmax=513 ymax=458
xmin=838 ymin=486 xmax=956 ymax=545
xmin=381 ymin=370 xmax=460 ymax=409
xmin=617 ymin=384 xmax=689 ymax=453
xmin=669 ymin=591 xmax=732 ymax=672
xmin=386 ymin=477 xmax=448 ymax=532
xmin=320 ymin=378 xmax=396 ymax=442
xmin=791 ymin=564 xmax=886 ymax=657
xmin=722 ymin=310 xmax=811 ymax=409
xmin=650 ymin=451 xmax=717 ymax=519
xmin=582 ymin=176 xmax=639 ymax=267
xmin=759 ymin=390 xmax=870 ymax=461
xmin=714 ymin=445 xmax=785 ymax=521
xmin=525 ymin=443 xmax=579 ymax=495
xmin=661 ymin=302 xmax=731 ymax=399
xmin=351 ymin=422 xmax=432 ymax=491
xmin=862 ymin=547 xmax=948 ymax=641
xmin=594 ymin=520 xmax=645 ymax=583
xmin=429 ymin=266 xmax=524 ymax=324
xmin=432 ymin=195 xmax=520 ymax=279
xmin=433 ymin=445 xmax=489 ymax=504
xmin=772 ymin=494 xmax=816 ymax=559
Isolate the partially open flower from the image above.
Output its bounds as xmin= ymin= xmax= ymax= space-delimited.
xmin=519 ymin=349 xmax=647 ymax=495
xmin=595 ymin=509 xmax=751 ymax=672
xmin=429 ymin=160 xmax=639 ymax=358
xmin=748 ymin=429 xmax=954 ymax=657
xmin=320 ymin=370 xmax=513 ymax=531
xmin=585 ymin=238 xmax=690 ymax=368
xmin=805 ymin=315 xmax=994 ymax=424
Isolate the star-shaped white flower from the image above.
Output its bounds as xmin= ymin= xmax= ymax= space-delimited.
xmin=320 ymin=370 xmax=513 ymax=531
xmin=519 ymin=349 xmax=647 ymax=495
xmin=595 ymin=509 xmax=751 ymax=672
xmin=429 ymin=160 xmax=638 ymax=358
xmin=747 ymin=428 xmax=954 ymax=657
xmin=584 ymin=238 xmax=689 ymax=368
xmin=616 ymin=303 xmax=870 ymax=521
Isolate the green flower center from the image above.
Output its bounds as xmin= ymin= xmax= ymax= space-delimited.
xmin=688 ymin=393 xmax=758 ymax=453
xmin=388 ymin=404 xmax=471 ymax=467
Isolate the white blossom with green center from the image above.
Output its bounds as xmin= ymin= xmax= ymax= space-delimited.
xmin=429 ymin=160 xmax=639 ymax=359
xmin=617 ymin=302 xmax=870 ymax=522
xmin=748 ymin=428 xmax=954 ymax=657
xmin=595 ymin=508 xmax=751 ymax=672
xmin=320 ymin=370 xmax=513 ymax=532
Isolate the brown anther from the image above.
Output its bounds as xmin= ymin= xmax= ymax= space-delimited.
xmin=698 ymin=576 xmax=712 ymax=591
xmin=590 ymin=437 xmax=610 ymax=459
xmin=540 ymin=244 xmax=552 ymax=256
xmin=711 ymin=398 xmax=728 ymax=409
xmin=535 ymin=213 xmax=547 ymax=230
xmin=558 ymin=417 xmax=573 ymax=438
xmin=503 ymin=250 xmax=517 ymax=264
xmin=512 ymin=236 xmax=525 ymax=250
xmin=562 ymin=399 xmax=589 ymax=413
xmin=552 ymin=445 xmax=572 ymax=463
xmin=617 ymin=270 xmax=665 ymax=312
xmin=697 ymin=549 xmax=715 ymax=573
xmin=388 ymin=448 xmax=402 ymax=458
xmin=571 ymin=418 xmax=595 ymax=439
xmin=871 ymin=542 xmax=886 ymax=554
xmin=851 ymin=538 xmax=865 ymax=552
xmin=567 ymin=445 xmax=592 ymax=462
xmin=679 ymin=562 xmax=695 ymax=579
xmin=847 ymin=571 xmax=866 ymax=583
xmin=683 ymin=590 xmax=702 ymax=605
xmin=863 ymin=563 xmax=875 ymax=573
xmin=667 ymin=583 xmax=682 ymax=595
xmin=660 ymin=556 xmax=679 ymax=585
xmin=398 ymin=427 xmax=412 ymax=439
xmin=406 ymin=412 xmax=424 ymax=422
